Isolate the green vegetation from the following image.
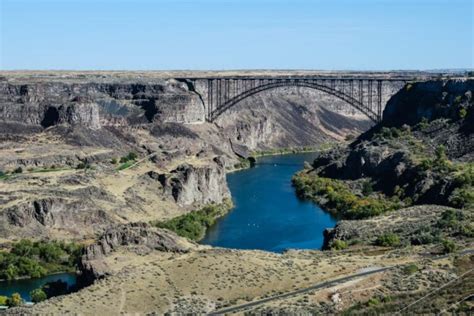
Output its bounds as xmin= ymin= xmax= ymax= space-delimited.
xmin=441 ymin=239 xmax=457 ymax=253
xmin=0 ymin=240 xmax=82 ymax=280
xmin=292 ymin=173 xmax=401 ymax=219
xmin=403 ymin=264 xmax=419 ymax=275
xmin=75 ymin=162 xmax=90 ymax=170
xmin=459 ymin=107 xmax=467 ymax=119
xmin=329 ymin=239 xmax=348 ymax=250
xmin=116 ymin=152 xmax=138 ymax=171
xmin=374 ymin=233 xmax=400 ymax=247
xmin=410 ymin=209 xmax=472 ymax=250
xmin=436 ymin=209 xmax=474 ymax=237
xmin=13 ymin=167 xmax=23 ymax=174
xmin=30 ymin=288 xmax=47 ymax=303
xmin=0 ymin=295 xmax=7 ymax=306
xmin=374 ymin=126 xmax=411 ymax=140
xmin=6 ymin=293 xmax=22 ymax=307
xmin=0 ymin=170 xmax=8 ymax=180
xmin=361 ymin=180 xmax=374 ymax=196
xmin=367 ymin=297 xmax=380 ymax=307
xmin=233 ymin=157 xmax=255 ymax=170
xmin=152 ymin=199 xmax=233 ymax=241
xmin=120 ymin=152 xmax=137 ymax=163
xmin=250 ymin=146 xmax=320 ymax=157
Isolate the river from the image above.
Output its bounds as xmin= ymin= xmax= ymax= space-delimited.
xmin=201 ymin=152 xmax=337 ymax=252
xmin=0 ymin=272 xmax=76 ymax=302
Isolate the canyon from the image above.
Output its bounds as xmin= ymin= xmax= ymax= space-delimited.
xmin=0 ymin=71 xmax=472 ymax=314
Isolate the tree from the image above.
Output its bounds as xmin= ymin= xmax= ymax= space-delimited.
xmin=7 ymin=293 xmax=23 ymax=307
xmin=30 ymin=288 xmax=47 ymax=303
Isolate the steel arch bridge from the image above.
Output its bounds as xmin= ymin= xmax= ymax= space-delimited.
xmin=178 ymin=76 xmax=420 ymax=123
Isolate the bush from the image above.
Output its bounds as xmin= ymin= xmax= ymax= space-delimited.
xmin=110 ymin=158 xmax=118 ymax=164
xmin=449 ymin=187 xmax=474 ymax=209
xmin=330 ymin=239 xmax=348 ymax=250
xmin=374 ymin=233 xmax=400 ymax=247
xmin=403 ymin=264 xmax=419 ymax=275
xmin=30 ymin=288 xmax=47 ymax=303
xmin=362 ymin=180 xmax=373 ymax=196
xmin=367 ymin=297 xmax=380 ymax=307
xmin=459 ymin=107 xmax=467 ymax=119
xmin=76 ymin=162 xmax=87 ymax=169
xmin=120 ymin=152 xmax=138 ymax=163
xmin=13 ymin=167 xmax=23 ymax=174
xmin=0 ymin=295 xmax=8 ymax=306
xmin=7 ymin=293 xmax=22 ymax=307
xmin=441 ymin=239 xmax=456 ymax=253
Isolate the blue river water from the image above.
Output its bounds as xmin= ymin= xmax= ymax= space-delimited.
xmin=0 ymin=272 xmax=76 ymax=302
xmin=201 ymin=152 xmax=337 ymax=252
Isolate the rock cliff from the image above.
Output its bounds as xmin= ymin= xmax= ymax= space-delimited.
xmin=306 ymin=79 xmax=474 ymax=209
xmin=78 ymin=223 xmax=196 ymax=285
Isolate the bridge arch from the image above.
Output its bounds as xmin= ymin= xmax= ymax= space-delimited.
xmin=208 ymin=80 xmax=380 ymax=122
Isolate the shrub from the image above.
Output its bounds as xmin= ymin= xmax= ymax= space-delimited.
xmin=374 ymin=233 xmax=400 ymax=247
xmin=13 ymin=167 xmax=23 ymax=174
xmin=453 ymin=95 xmax=462 ymax=104
xmin=449 ymin=187 xmax=474 ymax=209
xmin=367 ymin=297 xmax=380 ymax=307
xmin=459 ymin=107 xmax=467 ymax=119
xmin=330 ymin=239 xmax=348 ymax=250
xmin=30 ymin=288 xmax=47 ymax=303
xmin=0 ymin=295 xmax=8 ymax=306
xmin=120 ymin=152 xmax=138 ymax=163
xmin=110 ymin=158 xmax=118 ymax=164
xmin=361 ymin=180 xmax=374 ymax=196
xmin=403 ymin=264 xmax=419 ymax=275
xmin=441 ymin=239 xmax=456 ymax=253
xmin=76 ymin=162 xmax=87 ymax=169
xmin=7 ymin=293 xmax=23 ymax=307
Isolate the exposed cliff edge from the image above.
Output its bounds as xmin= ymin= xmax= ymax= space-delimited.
xmin=296 ymin=79 xmax=473 ymax=212
xmin=78 ymin=223 xmax=196 ymax=285
xmin=0 ymin=72 xmax=385 ymax=240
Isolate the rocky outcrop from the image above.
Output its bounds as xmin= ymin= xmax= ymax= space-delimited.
xmin=1 ymin=197 xmax=111 ymax=239
xmin=0 ymin=79 xmax=204 ymax=128
xmin=310 ymin=79 xmax=474 ymax=207
xmin=157 ymin=157 xmax=230 ymax=206
xmin=383 ymin=79 xmax=474 ymax=127
xmin=78 ymin=223 xmax=195 ymax=285
xmin=323 ymin=205 xmax=467 ymax=249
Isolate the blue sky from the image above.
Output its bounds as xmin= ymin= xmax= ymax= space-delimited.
xmin=0 ymin=0 xmax=472 ymax=70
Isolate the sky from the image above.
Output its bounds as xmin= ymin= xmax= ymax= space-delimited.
xmin=0 ymin=0 xmax=472 ymax=70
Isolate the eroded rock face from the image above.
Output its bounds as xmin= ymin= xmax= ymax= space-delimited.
xmin=323 ymin=205 xmax=467 ymax=249
xmin=79 ymin=223 xmax=195 ymax=284
xmin=0 ymin=79 xmax=205 ymax=128
xmin=1 ymin=197 xmax=111 ymax=239
xmin=311 ymin=79 xmax=474 ymax=207
xmin=158 ymin=157 xmax=230 ymax=206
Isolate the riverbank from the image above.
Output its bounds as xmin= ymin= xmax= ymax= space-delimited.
xmin=152 ymin=199 xmax=234 ymax=241
xmin=201 ymin=152 xmax=337 ymax=252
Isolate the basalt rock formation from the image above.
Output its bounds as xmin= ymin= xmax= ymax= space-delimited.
xmin=310 ymin=79 xmax=474 ymax=207
xmin=78 ymin=222 xmax=196 ymax=285
xmin=0 ymin=72 xmax=389 ymax=240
